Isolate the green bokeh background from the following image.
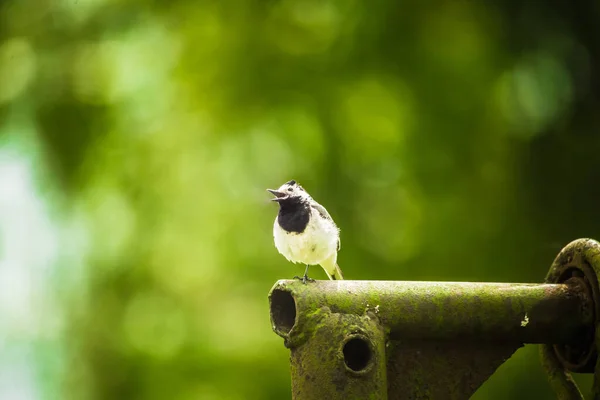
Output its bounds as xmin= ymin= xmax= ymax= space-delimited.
xmin=1 ymin=0 xmax=599 ymax=399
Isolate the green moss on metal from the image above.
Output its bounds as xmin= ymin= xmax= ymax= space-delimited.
xmin=272 ymin=278 xmax=589 ymax=344
xmin=289 ymin=305 xmax=388 ymax=399
xmin=269 ymin=238 xmax=599 ymax=399
xmin=540 ymin=344 xmax=584 ymax=399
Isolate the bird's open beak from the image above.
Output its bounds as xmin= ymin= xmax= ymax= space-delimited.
xmin=267 ymin=189 xmax=287 ymax=201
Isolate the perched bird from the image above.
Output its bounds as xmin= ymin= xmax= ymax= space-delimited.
xmin=267 ymin=180 xmax=344 ymax=283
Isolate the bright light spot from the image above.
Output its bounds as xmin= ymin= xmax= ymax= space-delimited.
xmin=495 ymin=51 xmax=573 ymax=138
xmin=0 ymin=150 xmax=58 ymax=335
xmin=521 ymin=313 xmax=529 ymax=327
xmin=0 ymin=351 xmax=39 ymax=400
xmin=0 ymin=145 xmax=60 ymax=400
xmin=73 ymin=19 xmax=181 ymax=104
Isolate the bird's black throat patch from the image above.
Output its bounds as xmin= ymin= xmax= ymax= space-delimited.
xmin=277 ymin=196 xmax=310 ymax=233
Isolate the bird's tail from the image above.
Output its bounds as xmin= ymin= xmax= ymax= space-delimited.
xmin=321 ymin=256 xmax=344 ymax=280
xmin=330 ymin=263 xmax=344 ymax=280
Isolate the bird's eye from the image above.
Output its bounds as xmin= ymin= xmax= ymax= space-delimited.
xmin=287 ymin=187 xmax=293 ymax=192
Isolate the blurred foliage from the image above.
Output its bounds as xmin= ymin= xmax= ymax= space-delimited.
xmin=1 ymin=0 xmax=600 ymax=399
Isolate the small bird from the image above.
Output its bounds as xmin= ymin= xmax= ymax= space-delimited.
xmin=267 ymin=180 xmax=344 ymax=283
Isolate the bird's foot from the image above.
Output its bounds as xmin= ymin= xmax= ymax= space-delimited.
xmin=293 ymin=274 xmax=315 ymax=284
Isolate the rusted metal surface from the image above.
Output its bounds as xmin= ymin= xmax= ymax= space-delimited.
xmin=544 ymin=238 xmax=600 ymax=373
xmin=268 ymin=238 xmax=600 ymax=399
xmin=542 ymin=238 xmax=600 ymax=398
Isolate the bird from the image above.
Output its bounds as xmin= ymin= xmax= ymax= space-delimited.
xmin=267 ymin=180 xmax=344 ymax=283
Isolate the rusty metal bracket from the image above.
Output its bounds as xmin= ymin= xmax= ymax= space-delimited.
xmin=268 ymin=238 xmax=600 ymax=399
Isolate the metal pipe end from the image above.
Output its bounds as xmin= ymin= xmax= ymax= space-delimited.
xmin=545 ymin=238 xmax=600 ymax=373
xmin=269 ymin=281 xmax=297 ymax=338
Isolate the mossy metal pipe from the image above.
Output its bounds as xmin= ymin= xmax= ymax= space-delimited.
xmin=289 ymin=309 xmax=388 ymax=399
xmin=270 ymin=279 xmax=593 ymax=347
xmin=269 ymin=239 xmax=600 ymax=399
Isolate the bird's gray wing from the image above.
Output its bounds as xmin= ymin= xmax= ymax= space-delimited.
xmin=311 ymin=201 xmax=332 ymax=221
xmin=311 ymin=201 xmax=341 ymax=251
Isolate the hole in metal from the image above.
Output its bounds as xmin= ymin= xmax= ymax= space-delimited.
xmin=553 ymin=271 xmax=597 ymax=372
xmin=343 ymin=337 xmax=372 ymax=372
xmin=270 ymin=289 xmax=296 ymax=335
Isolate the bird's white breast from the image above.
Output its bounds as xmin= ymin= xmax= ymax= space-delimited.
xmin=273 ymin=209 xmax=339 ymax=265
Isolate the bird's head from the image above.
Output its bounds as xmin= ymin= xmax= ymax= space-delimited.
xmin=267 ymin=180 xmax=310 ymax=203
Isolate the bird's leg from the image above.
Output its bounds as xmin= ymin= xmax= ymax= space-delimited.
xmin=293 ymin=264 xmax=315 ymax=284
